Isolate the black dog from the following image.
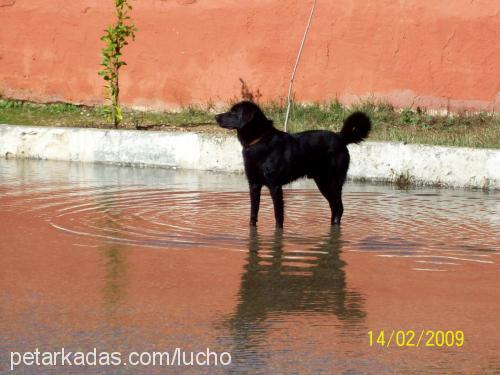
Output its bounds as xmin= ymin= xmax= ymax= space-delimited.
xmin=215 ymin=101 xmax=371 ymax=228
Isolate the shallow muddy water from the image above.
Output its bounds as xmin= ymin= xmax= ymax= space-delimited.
xmin=0 ymin=159 xmax=499 ymax=374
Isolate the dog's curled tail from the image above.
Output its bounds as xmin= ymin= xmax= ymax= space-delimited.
xmin=340 ymin=112 xmax=371 ymax=144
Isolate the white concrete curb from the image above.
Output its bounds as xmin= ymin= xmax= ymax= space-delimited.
xmin=1 ymin=124 xmax=498 ymax=189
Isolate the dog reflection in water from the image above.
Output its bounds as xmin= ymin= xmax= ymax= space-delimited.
xmin=229 ymin=227 xmax=366 ymax=348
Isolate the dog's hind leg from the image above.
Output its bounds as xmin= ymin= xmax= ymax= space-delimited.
xmin=314 ymin=176 xmax=345 ymax=225
xmin=269 ymin=185 xmax=284 ymax=228
xmin=330 ymin=183 xmax=344 ymax=225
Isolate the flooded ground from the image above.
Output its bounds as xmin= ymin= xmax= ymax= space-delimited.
xmin=0 ymin=159 xmax=499 ymax=374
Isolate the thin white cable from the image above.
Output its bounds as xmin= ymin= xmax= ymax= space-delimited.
xmin=284 ymin=0 xmax=317 ymax=133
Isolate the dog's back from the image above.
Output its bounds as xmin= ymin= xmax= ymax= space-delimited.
xmin=291 ymin=130 xmax=348 ymax=180
xmin=272 ymin=111 xmax=371 ymax=183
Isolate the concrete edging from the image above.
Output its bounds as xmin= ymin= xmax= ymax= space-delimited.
xmin=1 ymin=124 xmax=498 ymax=189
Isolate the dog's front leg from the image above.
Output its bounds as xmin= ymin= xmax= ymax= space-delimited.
xmin=269 ymin=185 xmax=284 ymax=228
xmin=249 ymin=183 xmax=262 ymax=226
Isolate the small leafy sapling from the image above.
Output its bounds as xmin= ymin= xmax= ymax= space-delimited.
xmin=98 ymin=0 xmax=137 ymax=128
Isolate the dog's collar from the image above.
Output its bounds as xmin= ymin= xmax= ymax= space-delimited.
xmin=244 ymin=130 xmax=272 ymax=148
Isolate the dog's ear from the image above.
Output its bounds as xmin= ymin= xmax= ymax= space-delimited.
xmin=238 ymin=102 xmax=257 ymax=128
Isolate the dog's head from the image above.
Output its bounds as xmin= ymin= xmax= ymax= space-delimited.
xmin=215 ymin=101 xmax=268 ymax=130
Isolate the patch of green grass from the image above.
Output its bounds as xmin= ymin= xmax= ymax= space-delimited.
xmin=0 ymin=99 xmax=498 ymax=148
xmin=0 ymin=100 xmax=108 ymax=127
xmin=265 ymin=100 xmax=499 ymax=149
xmin=0 ymin=99 xmax=213 ymax=130
xmin=393 ymin=170 xmax=413 ymax=190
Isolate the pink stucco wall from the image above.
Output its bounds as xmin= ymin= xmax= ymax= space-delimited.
xmin=0 ymin=0 xmax=499 ymax=110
